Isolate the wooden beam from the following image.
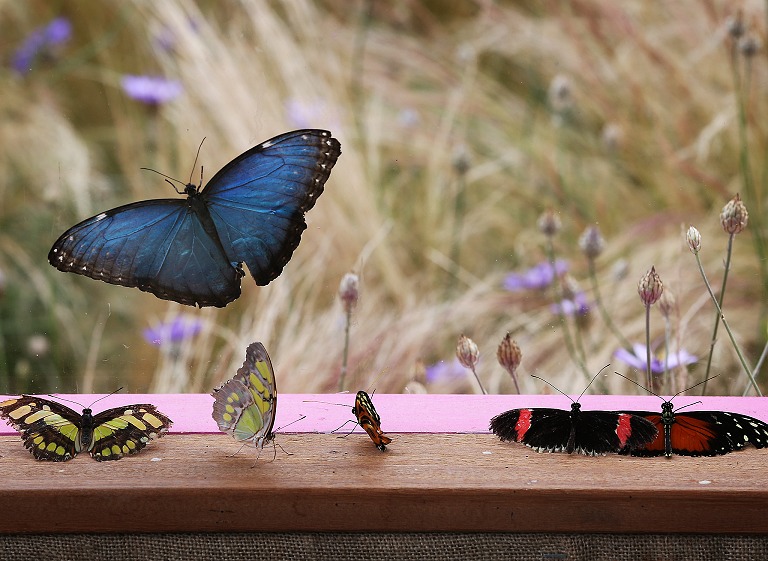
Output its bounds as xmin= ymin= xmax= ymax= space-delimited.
xmin=1 ymin=432 xmax=767 ymax=534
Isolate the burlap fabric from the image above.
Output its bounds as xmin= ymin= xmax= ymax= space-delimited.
xmin=0 ymin=532 xmax=766 ymax=560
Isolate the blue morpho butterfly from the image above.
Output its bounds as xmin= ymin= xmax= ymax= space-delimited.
xmin=48 ymin=129 xmax=341 ymax=308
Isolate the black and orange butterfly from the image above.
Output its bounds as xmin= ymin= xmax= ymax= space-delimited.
xmin=0 ymin=394 xmax=172 ymax=461
xmin=351 ymin=390 xmax=392 ymax=451
xmin=490 ymin=371 xmax=658 ymax=456
xmin=616 ymin=375 xmax=768 ymax=457
xmin=305 ymin=390 xmax=392 ymax=451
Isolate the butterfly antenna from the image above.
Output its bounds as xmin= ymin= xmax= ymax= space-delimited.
xmin=529 ymin=375 xmax=574 ymax=404
xmin=46 ymin=394 xmax=85 ymax=408
xmin=87 ymin=387 xmax=125 ymax=409
xmin=274 ymin=414 xmax=307 ymax=433
xmin=530 ymin=365 xmax=609 ymax=404
xmin=47 ymin=387 xmax=125 ymax=409
xmin=673 ymin=400 xmax=703 ymax=414
xmin=672 ymin=376 xmax=718 ymax=399
xmin=578 ymin=364 xmax=611 ymax=401
xmin=140 ymin=168 xmax=186 ymax=194
xmin=614 ymin=372 xmax=662 ymax=399
xmin=615 ymin=372 xmax=718 ymax=402
xmin=302 ymin=399 xmax=348 ymax=407
xmin=365 ymin=368 xmax=389 ymax=393
xmin=189 ymin=137 xmax=206 ymax=186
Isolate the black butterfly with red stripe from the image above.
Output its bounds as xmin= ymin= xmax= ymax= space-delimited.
xmin=615 ymin=374 xmax=768 ymax=457
xmin=490 ymin=370 xmax=658 ymax=456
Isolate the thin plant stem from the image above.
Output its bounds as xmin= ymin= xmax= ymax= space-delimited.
xmin=470 ymin=365 xmax=487 ymax=395
xmin=510 ymin=372 xmax=521 ymax=394
xmin=662 ymin=315 xmax=672 ymax=395
xmin=587 ymin=259 xmax=632 ymax=350
xmin=731 ymin=36 xmax=768 ymax=303
xmin=338 ymin=307 xmax=352 ymax=392
xmin=544 ymin=240 xmax=590 ymax=383
xmin=753 ymin=340 xmax=768 ymax=382
xmin=693 ymin=252 xmax=761 ymax=396
xmin=701 ymin=234 xmax=734 ymax=395
xmin=0 ymin=317 xmax=8 ymax=394
xmin=447 ymin=169 xmax=467 ymax=295
xmin=644 ymin=304 xmax=653 ymax=391
xmin=350 ymin=0 xmax=373 ymax=145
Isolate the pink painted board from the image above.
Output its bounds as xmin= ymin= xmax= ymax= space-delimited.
xmin=1 ymin=393 xmax=767 ymax=435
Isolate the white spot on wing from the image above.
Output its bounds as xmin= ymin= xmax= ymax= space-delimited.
xmin=261 ymin=141 xmax=273 ymax=149
xmin=95 ymin=213 xmax=107 ymax=221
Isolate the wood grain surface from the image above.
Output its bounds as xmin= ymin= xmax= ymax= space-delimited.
xmin=1 ymin=433 xmax=766 ymax=534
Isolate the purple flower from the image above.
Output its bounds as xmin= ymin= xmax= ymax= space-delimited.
xmin=551 ymin=293 xmax=590 ymax=316
xmin=285 ymin=98 xmax=324 ymax=129
xmin=284 ymin=97 xmax=340 ymax=130
xmin=153 ymin=26 xmax=177 ymax=53
xmin=503 ymin=259 xmax=568 ymax=292
xmin=614 ymin=344 xmax=697 ymax=374
xmin=143 ymin=316 xmax=202 ymax=346
xmin=121 ymin=75 xmax=183 ymax=105
xmin=424 ymin=358 xmax=468 ymax=383
xmin=12 ymin=17 xmax=72 ymax=75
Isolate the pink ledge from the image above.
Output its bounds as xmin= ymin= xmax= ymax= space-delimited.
xmin=1 ymin=394 xmax=767 ymax=435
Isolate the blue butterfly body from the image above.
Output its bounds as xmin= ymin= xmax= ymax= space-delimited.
xmin=49 ymin=129 xmax=341 ymax=307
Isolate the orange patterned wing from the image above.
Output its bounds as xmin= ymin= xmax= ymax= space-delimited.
xmin=352 ymin=391 xmax=392 ymax=451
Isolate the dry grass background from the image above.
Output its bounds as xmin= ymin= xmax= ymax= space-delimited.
xmin=0 ymin=1 xmax=765 ymax=396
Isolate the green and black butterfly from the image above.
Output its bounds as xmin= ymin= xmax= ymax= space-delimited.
xmin=211 ymin=341 xmax=277 ymax=450
xmin=0 ymin=395 xmax=173 ymax=461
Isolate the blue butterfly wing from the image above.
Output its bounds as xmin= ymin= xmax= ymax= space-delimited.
xmin=202 ymin=129 xmax=341 ymax=284
xmin=48 ymin=200 xmax=243 ymax=307
xmin=49 ymin=129 xmax=340 ymax=307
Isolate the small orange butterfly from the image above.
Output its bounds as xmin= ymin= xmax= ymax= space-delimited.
xmin=351 ymin=390 xmax=392 ymax=451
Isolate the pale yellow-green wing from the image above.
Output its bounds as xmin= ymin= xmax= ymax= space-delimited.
xmin=211 ymin=342 xmax=277 ymax=449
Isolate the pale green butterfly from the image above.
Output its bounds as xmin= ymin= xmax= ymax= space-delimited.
xmin=211 ymin=342 xmax=276 ymax=450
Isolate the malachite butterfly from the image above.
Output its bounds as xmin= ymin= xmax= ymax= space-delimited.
xmin=0 ymin=395 xmax=172 ymax=461
xmin=211 ymin=341 xmax=277 ymax=450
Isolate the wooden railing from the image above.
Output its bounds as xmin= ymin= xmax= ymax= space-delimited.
xmin=1 ymin=394 xmax=766 ymax=534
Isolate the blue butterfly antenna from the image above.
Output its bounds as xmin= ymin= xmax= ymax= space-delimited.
xmin=189 ymin=137 xmax=206 ymax=187
xmin=138 ymin=167 xmax=187 ymax=194
xmin=46 ymin=386 xmax=125 ymax=410
xmin=614 ymin=371 xmax=715 ymax=412
xmin=530 ymin=364 xmax=611 ymax=404
xmin=138 ymin=138 xmax=208 ymax=195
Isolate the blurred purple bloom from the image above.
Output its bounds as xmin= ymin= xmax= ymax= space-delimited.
xmin=424 ymin=358 xmax=467 ymax=383
xmin=143 ymin=316 xmax=202 ymax=346
xmin=285 ymin=98 xmax=325 ymax=129
xmin=152 ymin=18 xmax=199 ymax=54
xmin=284 ymin=97 xmax=340 ymax=131
xmin=504 ymin=259 xmax=568 ymax=292
xmin=551 ymin=293 xmax=590 ymax=316
xmin=121 ymin=75 xmax=182 ymax=105
xmin=153 ymin=26 xmax=177 ymax=53
xmin=614 ymin=344 xmax=697 ymax=374
xmin=397 ymin=108 xmax=420 ymax=129
xmin=12 ymin=17 xmax=72 ymax=75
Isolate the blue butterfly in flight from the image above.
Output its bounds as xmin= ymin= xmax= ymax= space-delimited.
xmin=49 ymin=129 xmax=341 ymax=307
